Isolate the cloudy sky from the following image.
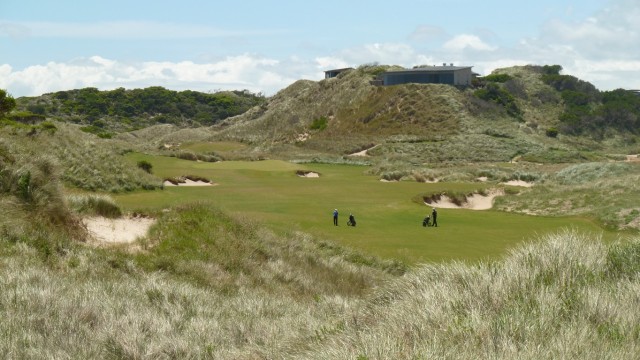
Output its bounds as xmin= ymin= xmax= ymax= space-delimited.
xmin=1 ymin=0 xmax=638 ymax=97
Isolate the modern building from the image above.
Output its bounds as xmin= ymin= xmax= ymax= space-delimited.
xmin=378 ymin=65 xmax=474 ymax=86
xmin=324 ymin=68 xmax=354 ymax=79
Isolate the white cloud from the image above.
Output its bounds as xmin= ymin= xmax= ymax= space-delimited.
xmin=314 ymin=56 xmax=350 ymax=71
xmin=443 ymin=34 xmax=496 ymax=51
xmin=0 ymin=55 xmax=296 ymax=97
xmin=340 ymin=43 xmax=416 ymax=65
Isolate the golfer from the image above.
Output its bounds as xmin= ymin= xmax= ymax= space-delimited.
xmin=333 ymin=208 xmax=339 ymax=226
xmin=431 ymin=208 xmax=438 ymax=227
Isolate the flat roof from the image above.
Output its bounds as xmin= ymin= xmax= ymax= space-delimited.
xmin=324 ymin=67 xmax=354 ymax=73
xmin=383 ymin=66 xmax=472 ymax=74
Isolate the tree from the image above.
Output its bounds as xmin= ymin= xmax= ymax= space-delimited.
xmin=0 ymin=89 xmax=16 ymax=118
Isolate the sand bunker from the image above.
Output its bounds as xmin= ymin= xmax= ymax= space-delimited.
xmin=626 ymin=154 xmax=639 ymax=162
xmin=500 ymin=180 xmax=534 ymax=187
xmin=425 ymin=189 xmax=504 ymax=210
xmin=296 ymin=170 xmax=319 ymax=178
xmin=163 ymin=179 xmax=216 ymax=186
xmin=83 ymin=216 xmax=156 ymax=244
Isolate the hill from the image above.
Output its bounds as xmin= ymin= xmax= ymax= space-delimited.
xmin=13 ymin=86 xmax=266 ymax=136
xmin=213 ymin=64 xmax=640 ymax=163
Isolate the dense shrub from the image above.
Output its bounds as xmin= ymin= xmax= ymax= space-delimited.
xmin=16 ymin=86 xmax=266 ymax=131
xmin=482 ymin=73 xmax=512 ymax=83
xmin=137 ymin=160 xmax=153 ymax=174
xmin=473 ymin=83 xmax=522 ymax=118
xmin=310 ymin=116 xmax=328 ymax=130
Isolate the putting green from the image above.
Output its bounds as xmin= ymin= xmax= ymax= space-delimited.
xmin=116 ymin=154 xmax=617 ymax=264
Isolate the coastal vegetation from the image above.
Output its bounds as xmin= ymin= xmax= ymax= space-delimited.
xmin=1 ymin=63 xmax=639 ymax=358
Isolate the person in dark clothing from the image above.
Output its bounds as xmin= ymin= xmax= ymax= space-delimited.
xmin=431 ymin=208 xmax=438 ymax=227
xmin=333 ymin=209 xmax=339 ymax=226
xmin=348 ymin=213 xmax=356 ymax=226
xmin=422 ymin=215 xmax=430 ymax=227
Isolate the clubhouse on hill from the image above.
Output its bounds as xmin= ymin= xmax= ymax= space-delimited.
xmin=324 ymin=64 xmax=475 ymax=86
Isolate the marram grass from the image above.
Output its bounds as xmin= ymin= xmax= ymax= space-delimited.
xmin=1 ymin=219 xmax=638 ymax=358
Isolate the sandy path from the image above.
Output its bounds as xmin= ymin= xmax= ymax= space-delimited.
xmin=349 ymin=145 xmax=378 ymax=156
xmin=83 ymin=216 xmax=156 ymax=243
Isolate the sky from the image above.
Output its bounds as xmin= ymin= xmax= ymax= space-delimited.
xmin=1 ymin=0 xmax=639 ymax=98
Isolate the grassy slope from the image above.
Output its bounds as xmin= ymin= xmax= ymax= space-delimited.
xmin=1 ymin=213 xmax=638 ymax=358
xmin=0 ymin=202 xmax=398 ymax=359
xmin=0 ymin=122 xmax=161 ymax=192
xmin=211 ymin=65 xmax=616 ymax=165
xmin=295 ymin=231 xmax=640 ymax=359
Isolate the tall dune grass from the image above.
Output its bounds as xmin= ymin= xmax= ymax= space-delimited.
xmin=0 ymin=202 xmax=397 ymax=358
xmin=67 ymin=193 xmax=122 ymax=218
xmin=296 ymin=230 xmax=640 ymax=359
xmin=1 ymin=219 xmax=637 ymax=358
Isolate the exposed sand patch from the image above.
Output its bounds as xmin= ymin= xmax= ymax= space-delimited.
xmin=501 ymin=180 xmax=534 ymax=187
xmin=425 ymin=189 xmax=504 ymax=210
xmin=83 ymin=216 xmax=155 ymax=244
xmin=626 ymin=154 xmax=639 ymax=162
xmin=163 ymin=179 xmax=216 ymax=186
xmin=477 ymin=176 xmax=488 ymax=182
xmin=296 ymin=133 xmax=310 ymax=142
xmin=349 ymin=145 xmax=377 ymax=157
xmin=296 ymin=170 xmax=319 ymax=178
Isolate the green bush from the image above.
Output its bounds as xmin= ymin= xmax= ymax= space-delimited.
xmin=310 ymin=116 xmax=328 ymax=131
xmin=137 ymin=160 xmax=153 ymax=174
xmin=482 ymin=74 xmax=512 ymax=83
xmin=546 ymin=127 xmax=559 ymax=138
xmin=474 ymin=83 xmax=522 ymax=118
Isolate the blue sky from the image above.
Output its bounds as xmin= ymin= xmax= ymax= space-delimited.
xmin=1 ymin=0 xmax=638 ymax=97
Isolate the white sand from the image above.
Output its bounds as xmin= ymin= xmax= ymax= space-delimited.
xmin=297 ymin=172 xmax=319 ymax=178
xmin=426 ymin=189 xmax=504 ymax=210
xmin=163 ymin=179 xmax=216 ymax=186
xmin=349 ymin=145 xmax=377 ymax=157
xmin=501 ymin=180 xmax=534 ymax=187
xmin=626 ymin=154 xmax=639 ymax=161
xmin=83 ymin=216 xmax=156 ymax=243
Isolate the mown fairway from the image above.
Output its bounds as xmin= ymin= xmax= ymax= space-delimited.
xmin=116 ymin=152 xmax=616 ymax=264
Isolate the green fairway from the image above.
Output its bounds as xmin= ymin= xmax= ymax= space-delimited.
xmin=116 ymin=153 xmax=617 ymax=264
xmin=181 ymin=141 xmax=248 ymax=153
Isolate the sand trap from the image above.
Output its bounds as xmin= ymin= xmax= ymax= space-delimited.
xmin=296 ymin=171 xmax=319 ymax=178
xmin=163 ymin=179 xmax=216 ymax=186
xmin=501 ymin=180 xmax=534 ymax=187
xmin=425 ymin=189 xmax=504 ymax=210
xmin=83 ymin=216 xmax=155 ymax=244
xmin=626 ymin=154 xmax=639 ymax=161
xmin=477 ymin=177 xmax=488 ymax=182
